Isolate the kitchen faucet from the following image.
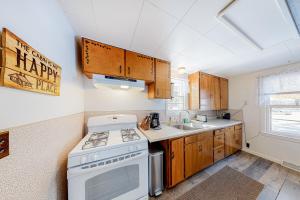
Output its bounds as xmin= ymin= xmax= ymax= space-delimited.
xmin=179 ymin=110 xmax=190 ymax=124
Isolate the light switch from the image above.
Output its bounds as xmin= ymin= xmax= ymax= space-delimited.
xmin=0 ymin=131 xmax=9 ymax=159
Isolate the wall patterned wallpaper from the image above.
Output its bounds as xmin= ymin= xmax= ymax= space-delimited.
xmin=0 ymin=113 xmax=84 ymax=200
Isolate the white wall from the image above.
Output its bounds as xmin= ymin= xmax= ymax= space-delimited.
xmin=229 ymin=62 xmax=300 ymax=166
xmin=84 ymin=77 xmax=166 ymax=111
xmin=0 ymin=0 xmax=85 ymax=129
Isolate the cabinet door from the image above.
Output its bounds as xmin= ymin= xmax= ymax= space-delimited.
xmin=152 ymin=59 xmax=171 ymax=99
xmin=170 ymin=138 xmax=184 ymax=187
xmin=198 ymin=133 xmax=214 ymax=170
xmin=234 ymin=125 xmax=242 ymax=151
xmin=188 ymin=72 xmax=200 ymax=110
xmin=125 ymin=51 xmax=154 ymax=82
xmin=220 ymin=78 xmax=228 ymax=110
xmin=211 ymin=76 xmax=220 ymax=110
xmin=225 ymin=126 xmax=235 ymax=156
xmin=185 ymin=142 xmax=200 ymax=178
xmin=82 ymin=38 xmax=125 ymax=77
xmin=199 ymin=73 xmax=211 ymax=110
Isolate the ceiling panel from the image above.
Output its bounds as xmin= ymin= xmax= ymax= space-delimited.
xmin=223 ymin=0 xmax=296 ymax=49
xmin=285 ymin=39 xmax=300 ymax=60
xmin=91 ymin=0 xmax=143 ymax=49
xmin=182 ymin=0 xmax=231 ymax=34
xmin=58 ymin=0 xmax=300 ymax=76
xmin=156 ymin=23 xmax=202 ymax=59
xmin=148 ymin=0 xmax=196 ymax=19
xmin=130 ymin=1 xmax=178 ymax=55
xmin=220 ymin=44 xmax=294 ymax=76
xmin=58 ymin=0 xmax=98 ymax=39
xmin=180 ymin=34 xmax=234 ymax=64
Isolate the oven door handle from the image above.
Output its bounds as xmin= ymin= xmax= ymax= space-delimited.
xmin=68 ymin=150 xmax=148 ymax=178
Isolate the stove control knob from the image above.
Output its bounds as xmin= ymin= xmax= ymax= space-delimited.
xmin=81 ymin=156 xmax=87 ymax=164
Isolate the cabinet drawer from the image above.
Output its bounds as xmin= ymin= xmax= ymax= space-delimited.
xmin=185 ymin=131 xmax=213 ymax=145
xmin=235 ymin=124 xmax=242 ymax=130
xmin=185 ymin=134 xmax=198 ymax=144
xmin=214 ymin=129 xmax=225 ymax=136
xmin=197 ymin=131 xmax=213 ymax=142
xmin=214 ymin=146 xmax=224 ymax=162
xmin=214 ymin=133 xmax=224 ymax=148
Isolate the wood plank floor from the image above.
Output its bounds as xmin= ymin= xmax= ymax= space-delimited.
xmin=150 ymin=151 xmax=300 ymax=200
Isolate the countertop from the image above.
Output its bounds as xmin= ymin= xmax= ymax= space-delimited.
xmin=139 ymin=119 xmax=242 ymax=143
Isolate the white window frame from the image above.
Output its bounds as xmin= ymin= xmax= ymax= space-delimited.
xmin=166 ymin=78 xmax=188 ymax=112
xmin=263 ymin=99 xmax=300 ymax=141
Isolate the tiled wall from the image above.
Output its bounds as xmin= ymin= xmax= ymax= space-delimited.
xmin=0 ymin=113 xmax=84 ymax=200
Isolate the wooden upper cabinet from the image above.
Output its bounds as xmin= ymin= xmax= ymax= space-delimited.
xmin=82 ymin=38 xmax=125 ymax=77
xmin=220 ymin=78 xmax=228 ymax=110
xmin=148 ymin=59 xmax=171 ymax=99
xmin=125 ymin=51 xmax=154 ymax=82
xmin=188 ymin=72 xmax=200 ymax=110
xmin=211 ymin=76 xmax=220 ymax=110
xmin=198 ymin=72 xmax=224 ymax=110
xmin=199 ymin=73 xmax=212 ymax=111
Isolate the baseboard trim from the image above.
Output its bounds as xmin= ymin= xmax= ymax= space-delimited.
xmin=242 ymin=148 xmax=282 ymax=164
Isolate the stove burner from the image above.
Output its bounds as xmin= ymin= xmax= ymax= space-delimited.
xmin=121 ymin=128 xmax=141 ymax=142
xmin=82 ymin=131 xmax=109 ymax=150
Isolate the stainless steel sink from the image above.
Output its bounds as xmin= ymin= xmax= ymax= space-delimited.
xmin=172 ymin=122 xmax=215 ymax=130
xmin=172 ymin=124 xmax=202 ymax=130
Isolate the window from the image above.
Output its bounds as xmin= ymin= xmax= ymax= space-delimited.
xmin=259 ymin=67 xmax=300 ymax=140
xmin=166 ymin=78 xmax=188 ymax=111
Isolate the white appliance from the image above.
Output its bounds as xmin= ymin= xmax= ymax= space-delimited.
xmin=68 ymin=114 xmax=149 ymax=200
xmin=93 ymin=74 xmax=145 ymax=91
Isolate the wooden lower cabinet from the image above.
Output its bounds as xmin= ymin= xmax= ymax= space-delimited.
xmin=214 ymin=129 xmax=225 ymax=162
xmin=161 ymin=125 xmax=241 ymax=188
xmin=225 ymin=125 xmax=242 ymax=157
xmin=160 ymin=138 xmax=185 ymax=188
xmin=170 ymin=138 xmax=185 ymax=186
xmin=185 ymin=131 xmax=213 ymax=178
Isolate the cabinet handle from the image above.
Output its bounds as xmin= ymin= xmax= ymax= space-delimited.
xmin=119 ymin=65 xmax=122 ymax=74
xmin=151 ymin=65 xmax=154 ymax=74
xmin=128 ymin=67 xmax=130 ymax=75
xmin=198 ymin=145 xmax=202 ymax=152
xmin=171 ymin=152 xmax=174 ymax=159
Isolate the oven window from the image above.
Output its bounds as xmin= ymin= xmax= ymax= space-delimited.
xmin=85 ymin=165 xmax=139 ymax=200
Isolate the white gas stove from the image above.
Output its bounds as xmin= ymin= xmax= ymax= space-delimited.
xmin=68 ymin=114 xmax=149 ymax=200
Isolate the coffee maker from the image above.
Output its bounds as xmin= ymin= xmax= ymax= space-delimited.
xmin=150 ymin=112 xmax=161 ymax=130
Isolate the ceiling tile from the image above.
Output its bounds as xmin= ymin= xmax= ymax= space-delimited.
xmin=179 ymin=34 xmax=234 ymax=64
xmin=156 ymin=23 xmax=202 ymax=59
xmin=220 ymin=44 xmax=294 ymax=76
xmin=58 ymin=0 xmax=98 ymax=39
xmin=148 ymin=0 xmax=196 ymax=19
xmin=223 ymin=0 xmax=296 ymax=49
xmin=92 ymin=0 xmax=143 ymax=49
xmin=285 ymin=38 xmax=300 ymax=60
xmin=182 ymin=0 xmax=231 ymax=34
xmin=130 ymin=1 xmax=178 ymax=55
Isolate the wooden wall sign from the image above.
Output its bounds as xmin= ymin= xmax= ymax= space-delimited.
xmin=0 ymin=28 xmax=61 ymax=95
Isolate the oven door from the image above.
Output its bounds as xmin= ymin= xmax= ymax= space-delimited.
xmin=68 ymin=150 xmax=148 ymax=200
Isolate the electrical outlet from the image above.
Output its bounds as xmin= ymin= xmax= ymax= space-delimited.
xmin=246 ymin=142 xmax=250 ymax=148
xmin=0 ymin=131 xmax=9 ymax=159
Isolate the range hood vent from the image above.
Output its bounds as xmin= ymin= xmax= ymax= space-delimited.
xmin=93 ymin=74 xmax=145 ymax=91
